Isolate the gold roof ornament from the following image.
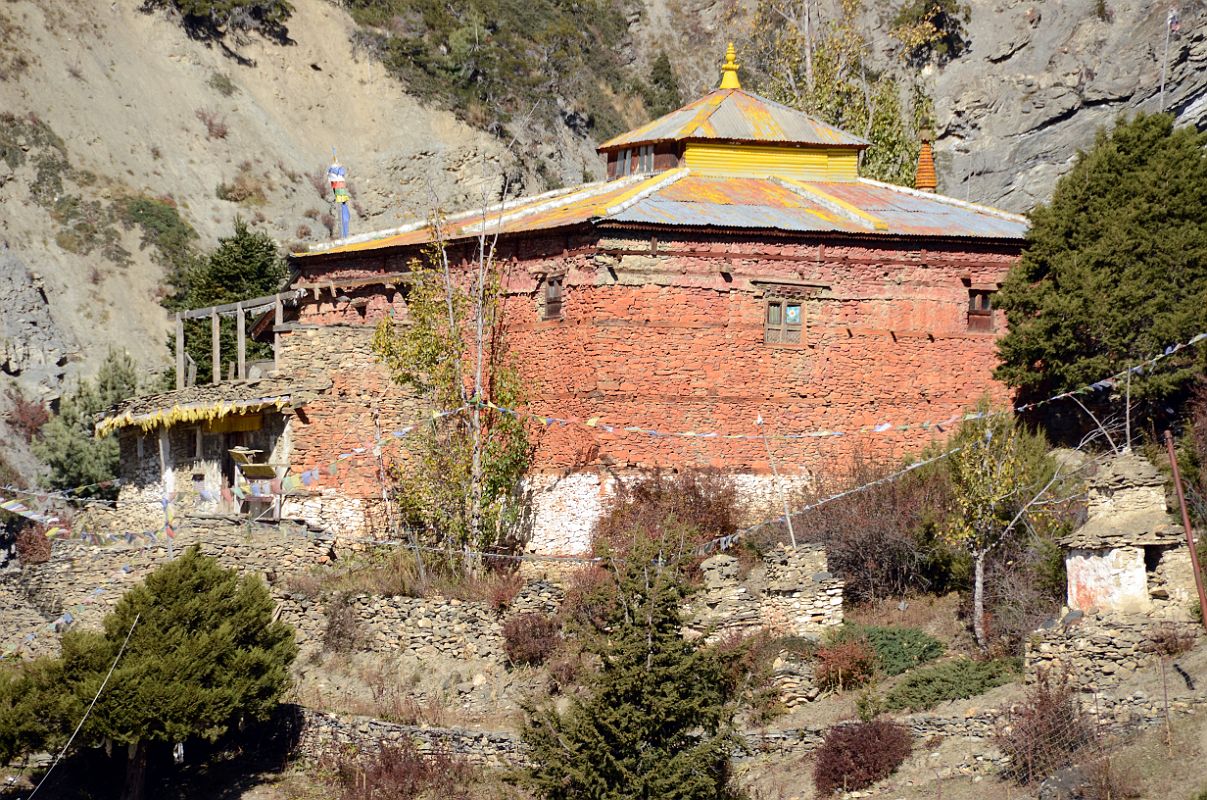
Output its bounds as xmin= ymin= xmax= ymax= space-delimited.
xmin=719 ymin=43 xmax=741 ymax=89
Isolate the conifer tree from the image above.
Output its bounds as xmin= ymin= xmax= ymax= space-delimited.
xmin=994 ymin=114 xmax=1207 ymax=418
xmin=173 ymin=218 xmax=287 ymax=379
xmin=523 ymin=537 xmax=744 ymax=800
xmin=34 ymin=349 xmax=138 ymax=497
xmin=5 ymin=548 xmax=297 ymax=800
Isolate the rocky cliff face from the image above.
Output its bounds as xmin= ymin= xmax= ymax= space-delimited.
xmin=930 ymin=0 xmax=1207 ymax=210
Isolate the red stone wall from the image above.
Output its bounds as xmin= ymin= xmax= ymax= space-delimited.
xmin=288 ymin=229 xmax=1019 ymax=489
xmin=276 ymin=325 xmax=422 ymax=514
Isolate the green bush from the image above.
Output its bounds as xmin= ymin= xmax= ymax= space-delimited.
xmin=833 ymin=625 xmax=945 ymax=676
xmin=141 ymin=0 xmax=293 ymax=42
xmin=882 ymin=658 xmax=1017 ymax=712
xmin=345 ymin=0 xmax=636 ymax=138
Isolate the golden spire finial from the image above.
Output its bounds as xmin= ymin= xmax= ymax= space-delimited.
xmin=719 ymin=42 xmax=741 ymax=89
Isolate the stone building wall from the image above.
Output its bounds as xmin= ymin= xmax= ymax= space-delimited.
xmin=688 ymin=544 xmax=844 ymax=640
xmin=1 ymin=518 xmax=335 ymax=658
xmin=286 ymin=231 xmax=1015 ymax=552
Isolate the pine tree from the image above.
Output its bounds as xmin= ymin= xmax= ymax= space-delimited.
xmin=33 ymin=349 xmax=138 ymax=497
xmin=172 ymin=218 xmax=287 ymax=380
xmin=57 ymin=547 xmax=295 ymax=800
xmin=994 ymin=114 xmax=1207 ymax=419
xmin=523 ymin=538 xmax=744 ymax=800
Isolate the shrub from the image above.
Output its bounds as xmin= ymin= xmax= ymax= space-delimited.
xmin=142 ymin=0 xmax=292 ymax=43
xmin=333 ymin=741 xmax=476 ymax=800
xmin=813 ymin=719 xmax=912 ymax=795
xmin=710 ymin=630 xmax=785 ymax=724
xmin=883 ymin=657 xmax=1017 ymax=712
xmin=502 ymin=612 xmax=561 ymax=667
xmin=758 ymin=452 xmax=960 ymax=602
xmin=593 ymin=468 xmax=738 ymax=560
xmin=208 ymin=72 xmax=237 ymax=96
xmin=1079 ymin=756 xmax=1140 ymax=800
xmin=195 ymin=108 xmax=229 ymax=140
xmin=14 ymin=525 xmax=51 ymax=564
xmin=5 ymin=388 xmax=48 ymax=442
xmin=216 ymin=175 xmax=266 ymax=205
xmin=473 ymin=568 xmax=524 ymax=613
xmin=834 ymin=624 xmax=945 ymax=676
xmin=815 ymin=639 xmax=876 ymax=692
xmin=995 ymin=668 xmax=1097 ymax=784
xmin=892 ymin=0 xmax=971 ymax=66
xmin=323 ymin=592 xmax=364 ymax=653
xmin=1146 ymin=622 xmax=1197 ymax=657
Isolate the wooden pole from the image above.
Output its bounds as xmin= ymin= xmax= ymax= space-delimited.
xmin=273 ymin=296 xmax=283 ymax=372
xmin=1164 ymin=430 xmax=1207 ymax=631
xmin=211 ymin=309 xmax=220 ymax=384
xmin=236 ymin=303 xmax=246 ymax=380
xmin=174 ymin=314 xmax=184 ymax=390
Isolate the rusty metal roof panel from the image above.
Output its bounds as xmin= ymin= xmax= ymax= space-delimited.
xmin=293 ymin=173 xmax=1027 ymax=259
xmin=598 ymin=89 xmax=868 ymax=150
xmin=816 ymin=181 xmax=1029 ymax=239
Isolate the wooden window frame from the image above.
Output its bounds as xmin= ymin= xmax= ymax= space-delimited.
xmin=764 ymin=298 xmax=804 ymax=344
xmin=543 ymin=275 xmax=564 ymax=321
xmin=967 ymin=288 xmax=995 ymax=333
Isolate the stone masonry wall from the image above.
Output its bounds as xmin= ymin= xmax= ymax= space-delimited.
xmin=688 ymin=544 xmax=843 ymax=642
xmin=288 ymin=232 xmax=1016 ymax=552
xmin=275 ymin=324 xmax=422 ymax=539
xmin=1 ymin=518 xmax=335 ymax=658
xmin=1025 ymin=615 xmax=1204 ymax=690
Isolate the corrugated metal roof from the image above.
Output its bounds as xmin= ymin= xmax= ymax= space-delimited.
xmin=598 ymin=89 xmax=868 ymax=150
xmin=294 ymin=172 xmax=1027 ymax=258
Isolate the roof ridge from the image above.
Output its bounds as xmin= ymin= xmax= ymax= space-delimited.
xmin=855 ymin=178 xmax=1028 ymax=224
xmin=599 ymin=168 xmax=690 ymax=218
xmin=461 ymin=175 xmax=649 ymax=236
xmin=774 ymin=178 xmax=888 ymax=232
xmin=298 ymin=182 xmax=601 ymax=255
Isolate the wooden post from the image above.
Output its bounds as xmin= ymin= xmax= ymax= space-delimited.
xmin=273 ymin=296 xmax=283 ymax=372
xmin=175 ymin=314 xmax=184 ymax=390
xmin=211 ymin=309 xmax=220 ymax=384
xmin=236 ymin=303 xmax=246 ymax=380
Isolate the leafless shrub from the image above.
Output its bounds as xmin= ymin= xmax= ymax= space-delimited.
xmin=5 ymin=387 xmax=48 ymax=443
xmin=15 ymin=525 xmax=51 ymax=565
xmin=996 ymin=667 xmax=1098 ymax=785
xmin=295 ymin=224 xmax=311 ymax=239
xmin=1145 ymin=623 xmax=1196 ymax=658
xmin=332 ymin=741 xmax=475 ymax=800
xmin=594 ymin=468 xmax=738 ymax=566
xmin=320 ymin=212 xmax=336 ymax=236
xmin=1078 ymin=756 xmax=1141 ymax=800
xmin=323 ymin=592 xmax=365 ymax=653
xmin=309 ymin=165 xmax=329 ymax=199
xmin=758 ymin=452 xmax=955 ymax=603
xmin=303 ymin=207 xmax=321 ymax=220
xmin=195 ymin=108 xmax=229 ymax=140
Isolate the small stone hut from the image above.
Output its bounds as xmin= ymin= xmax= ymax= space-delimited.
xmin=1061 ymin=451 xmax=1195 ymax=618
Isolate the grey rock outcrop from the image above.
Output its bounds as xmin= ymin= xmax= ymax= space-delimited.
xmin=930 ymin=0 xmax=1207 ymax=211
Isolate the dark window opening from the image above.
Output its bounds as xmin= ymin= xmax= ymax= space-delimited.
xmin=968 ymin=288 xmax=995 ymax=332
xmin=543 ymin=276 xmax=564 ymax=320
xmin=765 ymin=299 xmax=803 ymax=344
xmin=1144 ymin=545 xmax=1164 ymax=574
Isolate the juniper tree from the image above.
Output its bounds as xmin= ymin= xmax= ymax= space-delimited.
xmin=523 ymin=537 xmax=744 ymax=800
xmin=21 ymin=547 xmax=297 ymax=800
xmin=994 ymin=114 xmax=1207 ymax=423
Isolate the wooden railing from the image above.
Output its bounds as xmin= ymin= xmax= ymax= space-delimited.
xmin=174 ymin=290 xmax=303 ymax=390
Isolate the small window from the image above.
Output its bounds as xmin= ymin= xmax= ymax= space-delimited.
xmin=764 ymin=299 xmax=802 ymax=343
xmin=543 ymin=276 xmax=564 ymax=320
xmin=967 ymin=289 xmax=995 ymax=332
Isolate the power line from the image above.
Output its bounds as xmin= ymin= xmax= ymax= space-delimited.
xmin=25 ymin=613 xmax=140 ymax=800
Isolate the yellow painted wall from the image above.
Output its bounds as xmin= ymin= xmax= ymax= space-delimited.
xmin=683 ymin=143 xmax=859 ymax=181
